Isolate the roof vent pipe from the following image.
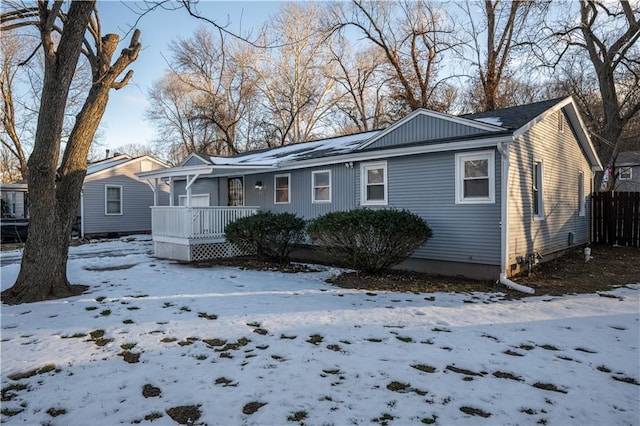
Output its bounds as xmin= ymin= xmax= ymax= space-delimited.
xmin=106 ymin=149 xmax=110 ymax=159
xmin=499 ymin=273 xmax=535 ymax=294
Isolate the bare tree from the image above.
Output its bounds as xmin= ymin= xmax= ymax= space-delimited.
xmin=542 ymin=0 xmax=639 ymax=174
xmin=0 ymin=144 xmax=22 ymax=182
xmin=251 ymin=2 xmax=341 ymax=146
xmin=169 ymin=27 xmax=258 ymax=155
xmin=327 ymin=37 xmax=391 ymax=132
xmin=0 ymin=33 xmax=33 ymax=181
xmin=147 ymin=72 xmax=220 ymax=165
xmin=460 ymin=0 xmax=540 ymax=111
xmin=332 ymin=0 xmax=462 ymax=113
xmin=1 ymin=1 xmax=141 ymax=304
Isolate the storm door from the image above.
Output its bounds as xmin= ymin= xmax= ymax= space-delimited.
xmin=228 ymin=177 xmax=244 ymax=206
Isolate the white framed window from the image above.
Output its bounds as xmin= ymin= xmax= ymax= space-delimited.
xmin=455 ymin=151 xmax=495 ymax=204
xmin=533 ymin=159 xmax=545 ymax=220
xmin=619 ymin=167 xmax=632 ymax=180
xmin=578 ymin=171 xmax=585 ymax=217
xmin=312 ymin=170 xmax=331 ymax=203
xmin=275 ymin=174 xmax=291 ymax=204
xmin=105 ymin=185 xmax=123 ymax=215
xmin=361 ymin=161 xmax=387 ymax=205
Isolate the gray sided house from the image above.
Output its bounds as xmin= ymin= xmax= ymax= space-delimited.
xmin=80 ymin=155 xmax=170 ymax=237
xmin=613 ymin=150 xmax=640 ymax=192
xmin=140 ymin=97 xmax=602 ymax=281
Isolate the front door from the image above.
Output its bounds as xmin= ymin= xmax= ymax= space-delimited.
xmin=228 ymin=177 xmax=244 ymax=206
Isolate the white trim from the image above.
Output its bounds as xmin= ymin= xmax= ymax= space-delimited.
xmin=281 ymin=136 xmax=513 ymax=174
xmin=274 ymin=173 xmax=291 ymax=204
xmin=311 ymin=170 xmax=331 ymax=203
xmin=513 ymin=97 xmax=602 ymax=171
xmin=578 ymin=171 xmax=585 ymax=217
xmin=105 ymin=184 xmax=123 ymax=215
xmin=137 ymin=164 xmax=276 ymax=180
xmin=87 ymin=155 xmax=168 ymax=180
xmin=80 ymin=190 xmax=85 ymax=238
xmin=180 ymin=152 xmax=211 ymax=167
xmin=360 ymin=161 xmax=388 ymax=206
xmin=357 ymin=109 xmax=504 ymax=150
xmin=533 ymin=159 xmax=545 ymax=220
xmin=455 ymin=151 xmax=495 ymax=204
xmin=497 ymin=139 xmax=513 ymax=276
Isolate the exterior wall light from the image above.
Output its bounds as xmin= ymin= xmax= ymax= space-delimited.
xmin=254 ymin=181 xmax=263 ymax=190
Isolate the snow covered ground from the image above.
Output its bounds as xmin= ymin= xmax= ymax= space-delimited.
xmin=1 ymin=236 xmax=639 ymax=425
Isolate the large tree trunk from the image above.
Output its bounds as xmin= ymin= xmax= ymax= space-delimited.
xmin=2 ymin=2 xmax=140 ymax=305
xmin=1 ymin=2 xmax=94 ymax=304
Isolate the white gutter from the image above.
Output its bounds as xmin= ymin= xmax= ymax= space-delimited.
xmin=497 ymin=137 xmax=535 ymax=294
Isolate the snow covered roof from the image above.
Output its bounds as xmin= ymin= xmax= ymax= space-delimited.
xmin=208 ymin=130 xmax=380 ymax=166
xmin=472 ymin=117 xmax=504 ymax=127
xmin=141 ymin=97 xmax=600 ymax=179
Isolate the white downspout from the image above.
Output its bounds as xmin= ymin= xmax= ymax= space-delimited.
xmin=80 ymin=190 xmax=85 ymax=238
xmin=497 ymin=138 xmax=535 ymax=294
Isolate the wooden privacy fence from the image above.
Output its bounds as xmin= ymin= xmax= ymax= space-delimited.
xmin=592 ymin=192 xmax=640 ymax=247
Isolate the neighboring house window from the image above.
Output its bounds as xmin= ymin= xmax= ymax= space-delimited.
xmin=533 ymin=159 xmax=545 ymax=219
xmin=141 ymin=160 xmax=153 ymax=172
xmin=275 ymin=174 xmax=290 ymax=204
xmin=312 ymin=170 xmax=331 ymax=203
xmin=105 ymin=185 xmax=122 ymax=215
xmin=361 ymin=161 xmax=387 ymax=205
xmin=578 ymin=171 xmax=585 ymax=217
xmin=619 ymin=167 xmax=632 ymax=180
xmin=455 ymin=151 xmax=495 ymax=204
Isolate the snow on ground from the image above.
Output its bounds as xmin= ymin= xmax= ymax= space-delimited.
xmin=1 ymin=236 xmax=639 ymax=425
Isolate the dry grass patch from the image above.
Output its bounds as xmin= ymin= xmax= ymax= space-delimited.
xmin=242 ymin=401 xmax=267 ymax=415
xmin=166 ymin=405 xmax=201 ymax=424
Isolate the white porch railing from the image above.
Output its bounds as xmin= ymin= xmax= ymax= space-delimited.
xmin=151 ymin=206 xmax=259 ymax=241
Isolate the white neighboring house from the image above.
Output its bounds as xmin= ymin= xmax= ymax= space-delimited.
xmin=0 ymin=182 xmax=28 ymax=219
xmin=79 ymin=154 xmax=170 ymax=237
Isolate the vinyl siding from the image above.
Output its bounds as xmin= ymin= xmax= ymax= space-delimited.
xmin=82 ymin=159 xmax=169 ymax=234
xmin=244 ymin=164 xmax=357 ymax=218
xmin=507 ymin=110 xmax=592 ymax=265
xmin=182 ymin=155 xmax=209 ymax=166
xmin=616 ymin=165 xmax=640 ymax=192
xmin=170 ymin=153 xmax=502 ymax=265
xmin=355 ymin=151 xmax=502 ymax=265
xmin=172 ymin=177 xmax=218 ymax=206
xmin=367 ymin=114 xmax=490 ymax=149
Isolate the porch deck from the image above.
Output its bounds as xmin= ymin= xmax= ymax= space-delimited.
xmin=151 ymin=206 xmax=259 ymax=261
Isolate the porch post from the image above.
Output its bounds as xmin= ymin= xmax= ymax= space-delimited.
xmin=185 ymin=173 xmax=201 ymax=207
xmin=169 ymin=177 xmax=174 ymax=206
xmin=154 ymin=178 xmax=159 ymax=206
